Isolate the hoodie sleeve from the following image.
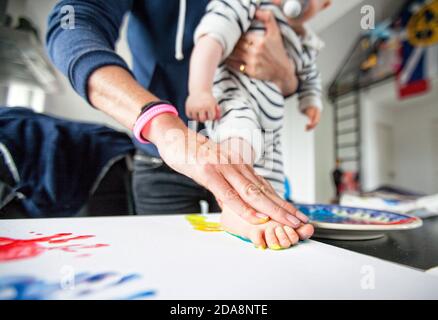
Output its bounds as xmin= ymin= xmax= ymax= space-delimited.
xmin=46 ymin=0 xmax=133 ymax=104
xmin=194 ymin=0 xmax=259 ymax=60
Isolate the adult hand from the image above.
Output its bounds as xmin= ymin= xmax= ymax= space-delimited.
xmin=226 ymin=10 xmax=298 ymax=96
xmin=144 ymin=113 xmax=309 ymax=228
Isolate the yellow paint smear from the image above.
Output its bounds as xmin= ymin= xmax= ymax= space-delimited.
xmin=186 ymin=215 xmax=223 ymax=232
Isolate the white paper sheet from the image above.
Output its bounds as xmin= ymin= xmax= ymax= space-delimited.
xmin=1 ymin=215 xmax=437 ymax=299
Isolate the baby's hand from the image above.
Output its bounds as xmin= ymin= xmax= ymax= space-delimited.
xmin=304 ymin=106 xmax=321 ymax=131
xmin=185 ymin=91 xmax=220 ymax=122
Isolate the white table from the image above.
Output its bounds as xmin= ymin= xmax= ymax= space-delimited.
xmin=1 ymin=215 xmax=437 ymax=299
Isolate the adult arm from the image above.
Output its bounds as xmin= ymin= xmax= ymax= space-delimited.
xmin=46 ymin=0 xmax=134 ymax=102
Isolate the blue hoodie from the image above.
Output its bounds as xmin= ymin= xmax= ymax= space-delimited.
xmin=46 ymin=0 xmax=209 ymax=157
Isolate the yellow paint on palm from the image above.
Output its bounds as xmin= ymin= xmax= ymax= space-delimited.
xmin=186 ymin=215 xmax=223 ymax=232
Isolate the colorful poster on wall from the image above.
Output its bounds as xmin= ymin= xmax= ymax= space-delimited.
xmin=397 ymin=0 xmax=438 ymax=98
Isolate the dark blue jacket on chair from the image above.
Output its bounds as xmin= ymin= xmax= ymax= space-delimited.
xmin=0 ymin=107 xmax=135 ymax=217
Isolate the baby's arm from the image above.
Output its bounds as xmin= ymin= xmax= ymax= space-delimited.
xmin=186 ymin=37 xmax=223 ymax=122
xmin=297 ymin=59 xmax=323 ymax=131
xmin=186 ymin=0 xmax=258 ymax=122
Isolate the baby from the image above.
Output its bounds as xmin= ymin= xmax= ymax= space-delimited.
xmin=186 ymin=0 xmax=331 ymax=249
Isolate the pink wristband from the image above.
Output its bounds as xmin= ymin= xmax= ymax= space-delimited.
xmin=133 ymin=104 xmax=179 ymax=144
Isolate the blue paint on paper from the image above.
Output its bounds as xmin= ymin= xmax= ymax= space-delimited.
xmin=122 ymin=290 xmax=156 ymax=300
xmin=84 ymin=272 xmax=116 ymax=283
xmin=0 ymin=272 xmax=156 ymax=300
xmin=226 ymin=232 xmax=252 ymax=243
xmin=114 ymin=273 xmax=141 ymax=285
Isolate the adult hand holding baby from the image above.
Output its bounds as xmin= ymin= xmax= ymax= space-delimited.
xmin=226 ymin=9 xmax=298 ymax=97
xmin=186 ymin=7 xmax=300 ymax=123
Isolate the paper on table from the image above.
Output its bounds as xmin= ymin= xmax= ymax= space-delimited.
xmin=1 ymin=215 xmax=438 ymax=299
xmin=427 ymin=266 xmax=438 ymax=277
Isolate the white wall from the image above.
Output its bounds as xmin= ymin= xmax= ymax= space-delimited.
xmin=360 ymin=89 xmax=395 ymax=191
xmin=308 ymin=0 xmax=364 ymax=33
xmin=392 ymin=102 xmax=438 ymax=194
xmin=282 ymin=98 xmax=316 ymax=203
xmin=381 ymin=80 xmax=438 ymax=195
xmin=314 ymin=96 xmax=335 ymax=203
xmin=362 ymin=79 xmax=438 ymax=195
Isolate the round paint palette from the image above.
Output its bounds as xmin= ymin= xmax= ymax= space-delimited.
xmin=296 ymin=204 xmax=423 ymax=240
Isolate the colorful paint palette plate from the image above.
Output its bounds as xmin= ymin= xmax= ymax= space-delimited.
xmin=296 ymin=204 xmax=423 ymax=240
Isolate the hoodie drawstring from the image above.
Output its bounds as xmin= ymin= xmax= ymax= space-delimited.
xmin=175 ymin=0 xmax=187 ymax=60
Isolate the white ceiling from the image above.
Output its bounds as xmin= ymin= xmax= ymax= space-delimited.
xmin=308 ymin=0 xmax=365 ymax=32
